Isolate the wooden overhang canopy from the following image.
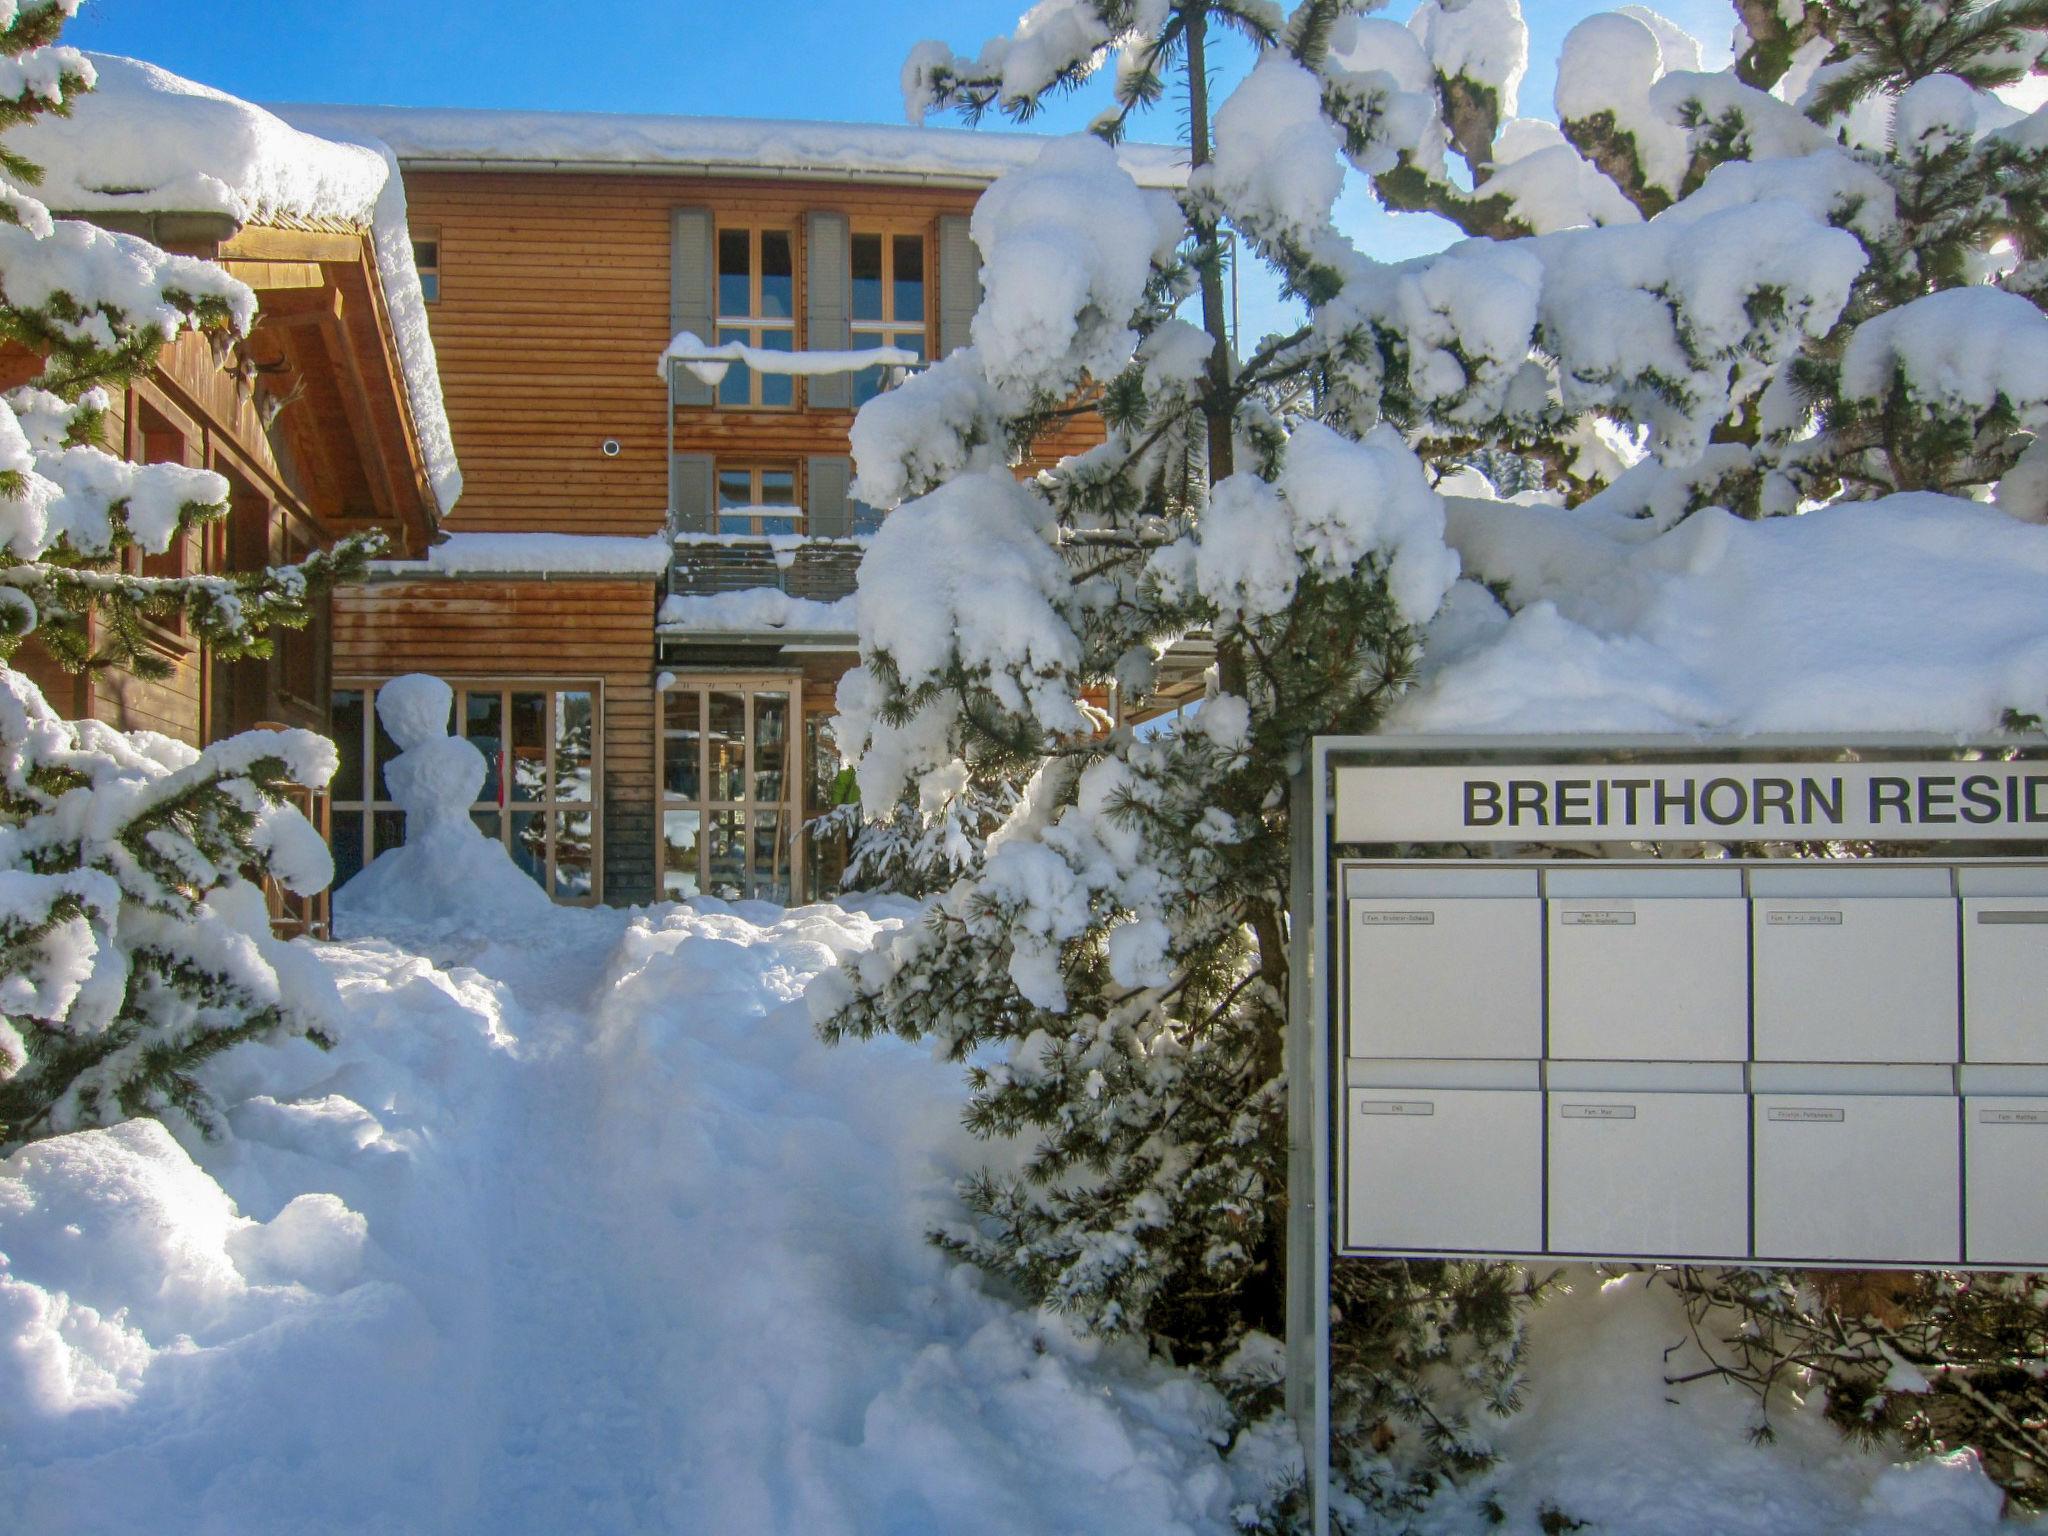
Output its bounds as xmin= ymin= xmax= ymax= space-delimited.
xmin=88 ymin=208 xmax=442 ymax=559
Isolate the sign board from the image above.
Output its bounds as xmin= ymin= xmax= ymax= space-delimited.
xmin=1289 ymin=734 xmax=2048 ymax=1536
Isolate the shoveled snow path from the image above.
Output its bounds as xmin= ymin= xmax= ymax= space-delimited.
xmin=353 ymin=901 xmax=1251 ymax=1535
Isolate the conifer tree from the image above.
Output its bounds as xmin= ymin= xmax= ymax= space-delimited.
xmin=817 ymin=0 xmax=2048 ymax=1523
xmin=0 ymin=1 xmax=370 ymax=1149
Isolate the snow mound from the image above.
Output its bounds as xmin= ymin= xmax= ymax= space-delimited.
xmin=1 ymin=895 xmax=1275 ymax=1534
xmin=1400 ymin=493 xmax=2048 ymax=734
xmin=16 ymin=54 xmax=387 ymax=228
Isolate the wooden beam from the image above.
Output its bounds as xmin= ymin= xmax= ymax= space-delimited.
xmin=220 ymin=259 xmax=326 ymax=291
xmin=317 ymin=291 xmax=407 ymax=524
xmin=219 ymin=227 xmax=363 ymax=263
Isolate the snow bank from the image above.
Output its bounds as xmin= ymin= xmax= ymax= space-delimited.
xmin=372 ymin=531 xmax=672 ymax=578
xmin=1398 ymin=492 xmax=2048 ymax=735
xmin=1441 ymin=1272 xmax=2010 ymax=1536
xmin=1 ymin=890 xmax=1274 ymax=1534
xmin=277 ymin=101 xmax=1190 ymax=190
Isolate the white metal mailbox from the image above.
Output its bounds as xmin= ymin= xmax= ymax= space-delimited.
xmin=1301 ymin=738 xmax=2048 ymax=1536
xmin=1546 ymin=866 xmax=1748 ymax=1062
xmin=1544 ymin=1063 xmax=1749 ymax=1258
xmin=1751 ymin=866 xmax=1959 ymax=1064
xmin=1960 ymin=868 xmax=2048 ymax=1064
xmin=1344 ymin=1067 xmax=1542 ymax=1254
xmin=1345 ymin=868 xmax=1541 ymax=1060
xmin=1751 ymin=1070 xmax=1961 ymax=1264
xmin=1548 ymin=1073 xmax=1744 ymax=1261
xmin=1965 ymin=1085 xmax=2048 ymax=1264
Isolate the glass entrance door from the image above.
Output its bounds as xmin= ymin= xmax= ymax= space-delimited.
xmin=659 ymin=677 xmax=799 ymax=903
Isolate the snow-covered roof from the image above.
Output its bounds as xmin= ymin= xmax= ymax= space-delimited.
xmin=373 ymin=532 xmax=672 ymax=578
xmin=15 ymin=55 xmax=388 ymax=228
xmin=270 ymin=102 xmax=1191 ymax=190
xmin=12 ymin=56 xmax=462 ymax=520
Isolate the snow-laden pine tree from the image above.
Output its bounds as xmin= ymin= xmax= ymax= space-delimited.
xmin=814 ymin=0 xmax=2048 ymax=1522
xmin=0 ymin=2 xmax=370 ymax=1149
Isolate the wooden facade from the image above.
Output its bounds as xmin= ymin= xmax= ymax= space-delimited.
xmin=335 ymin=152 xmax=1114 ymax=904
xmin=10 ymin=214 xmax=439 ymax=749
xmin=332 ymin=574 xmax=658 ymax=901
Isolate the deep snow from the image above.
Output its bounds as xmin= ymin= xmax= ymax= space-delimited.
xmin=0 ymin=878 xmax=2027 ymax=1534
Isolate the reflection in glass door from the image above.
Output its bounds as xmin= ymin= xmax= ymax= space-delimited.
xmin=658 ymin=677 xmax=799 ymax=903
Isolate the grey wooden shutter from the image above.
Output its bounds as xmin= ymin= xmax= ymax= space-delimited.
xmin=670 ymin=451 xmax=714 ymax=535
xmin=805 ymin=210 xmax=852 ymax=410
xmin=806 ymin=455 xmax=852 ymax=539
xmin=669 ymin=208 xmax=715 ymax=407
xmin=936 ymin=213 xmax=980 ymax=359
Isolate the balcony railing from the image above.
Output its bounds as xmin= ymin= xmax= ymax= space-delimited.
xmin=667 ymin=535 xmax=865 ymax=603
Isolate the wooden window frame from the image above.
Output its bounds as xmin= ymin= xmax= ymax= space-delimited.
xmin=714 ymin=221 xmax=798 ymax=410
xmin=412 ymin=228 xmax=440 ymax=303
xmin=330 ymin=676 xmax=605 ymax=906
xmin=657 ymin=674 xmax=804 ymax=905
xmin=714 ymin=462 xmax=803 ymax=538
xmin=849 ymin=224 xmax=932 ymax=407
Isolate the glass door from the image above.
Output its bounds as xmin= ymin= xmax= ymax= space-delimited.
xmin=659 ymin=676 xmax=800 ymax=903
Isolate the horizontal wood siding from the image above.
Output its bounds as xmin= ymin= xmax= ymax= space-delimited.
xmin=407 ymin=171 xmax=993 ymax=535
xmin=334 ymin=577 xmax=659 ymax=903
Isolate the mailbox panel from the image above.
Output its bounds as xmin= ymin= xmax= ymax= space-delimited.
xmin=1960 ymin=870 xmax=2048 ymax=1063
xmin=1546 ymin=868 xmax=1748 ymax=1061
xmin=1751 ymin=868 xmax=1958 ymax=1063
xmin=1347 ymin=870 xmax=1541 ymax=1059
xmin=1753 ymin=1093 xmax=1960 ymax=1264
xmin=1546 ymin=1090 xmax=1749 ymax=1258
xmin=1965 ymin=1098 xmax=2048 ymax=1263
xmin=1344 ymin=1088 xmax=1542 ymax=1254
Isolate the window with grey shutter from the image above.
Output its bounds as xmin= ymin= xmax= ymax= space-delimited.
xmin=806 ymin=455 xmax=853 ymax=539
xmin=670 ymin=451 xmax=714 ymax=535
xmin=936 ymin=213 xmax=980 ymax=359
xmin=805 ymin=211 xmax=852 ymax=410
xmin=669 ymin=209 xmax=715 ymax=407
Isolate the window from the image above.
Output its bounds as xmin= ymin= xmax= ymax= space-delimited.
xmin=330 ymin=680 xmax=601 ymax=903
xmin=716 ymin=225 xmax=795 ymax=408
xmin=850 ymin=231 xmax=929 ymax=405
xmin=716 ymin=464 xmax=800 ymax=537
xmin=412 ymin=232 xmax=440 ymax=302
xmin=658 ymin=677 xmax=799 ymax=903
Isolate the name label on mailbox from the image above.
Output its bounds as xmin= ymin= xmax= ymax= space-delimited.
xmin=1359 ymin=1100 xmax=1434 ymax=1117
xmin=1561 ymin=910 xmax=1636 ymax=927
xmin=1559 ymin=1103 xmax=1636 ymax=1119
xmin=1357 ymin=911 xmax=1434 ymax=926
xmin=1979 ymin=911 xmax=2048 ymax=925
xmin=1769 ymin=1106 xmax=1847 ymax=1122
xmin=1980 ymin=1108 xmax=2048 ymax=1125
xmin=1766 ymin=911 xmax=1844 ymax=926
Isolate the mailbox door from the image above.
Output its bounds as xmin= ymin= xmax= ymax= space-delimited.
xmin=1965 ymin=1098 xmax=2048 ymax=1264
xmin=1963 ymin=899 xmax=2048 ymax=1063
xmin=1348 ymin=898 xmax=1542 ymax=1059
xmin=1547 ymin=898 xmax=1748 ymax=1061
xmin=1751 ymin=898 xmax=1958 ymax=1062
xmin=1546 ymin=1091 xmax=1749 ymax=1258
xmin=1752 ymin=1094 xmax=1960 ymax=1264
xmin=1344 ymin=1088 xmax=1542 ymax=1254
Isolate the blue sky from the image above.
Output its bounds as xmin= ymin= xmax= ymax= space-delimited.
xmin=67 ymin=0 xmax=1737 ymax=333
xmin=70 ymin=1 xmax=1734 ymax=127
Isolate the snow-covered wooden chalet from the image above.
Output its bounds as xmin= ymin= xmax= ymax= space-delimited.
xmin=20 ymin=57 xmax=1187 ymax=908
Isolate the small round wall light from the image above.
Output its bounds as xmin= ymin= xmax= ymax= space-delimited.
xmin=601 ymin=438 xmax=622 ymax=457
